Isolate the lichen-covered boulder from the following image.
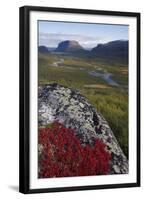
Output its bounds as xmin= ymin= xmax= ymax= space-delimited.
xmin=38 ymin=83 xmax=128 ymax=174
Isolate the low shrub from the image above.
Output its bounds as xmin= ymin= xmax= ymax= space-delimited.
xmin=38 ymin=122 xmax=111 ymax=178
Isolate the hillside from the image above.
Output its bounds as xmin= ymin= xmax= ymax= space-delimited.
xmin=91 ymin=40 xmax=128 ymax=60
xmin=38 ymin=45 xmax=49 ymax=53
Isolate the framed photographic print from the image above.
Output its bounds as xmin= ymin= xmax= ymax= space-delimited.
xmin=19 ymin=6 xmax=140 ymax=194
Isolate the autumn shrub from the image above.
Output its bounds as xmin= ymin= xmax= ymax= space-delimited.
xmin=38 ymin=122 xmax=111 ymax=178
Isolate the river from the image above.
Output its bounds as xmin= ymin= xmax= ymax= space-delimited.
xmin=88 ymin=71 xmax=119 ymax=86
xmin=52 ymin=59 xmax=119 ymax=87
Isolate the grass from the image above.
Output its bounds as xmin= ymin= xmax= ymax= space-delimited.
xmin=38 ymin=53 xmax=128 ymax=158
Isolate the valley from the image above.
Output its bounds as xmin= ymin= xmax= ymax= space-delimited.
xmin=38 ymin=52 xmax=128 ymax=158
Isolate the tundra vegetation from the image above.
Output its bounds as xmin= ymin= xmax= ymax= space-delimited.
xmin=38 ymin=52 xmax=128 ymax=159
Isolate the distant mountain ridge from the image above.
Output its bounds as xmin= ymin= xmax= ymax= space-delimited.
xmin=91 ymin=40 xmax=128 ymax=59
xmin=39 ymin=40 xmax=128 ymax=61
xmin=38 ymin=46 xmax=49 ymax=53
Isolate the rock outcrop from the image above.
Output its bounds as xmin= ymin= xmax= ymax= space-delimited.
xmin=38 ymin=83 xmax=128 ymax=174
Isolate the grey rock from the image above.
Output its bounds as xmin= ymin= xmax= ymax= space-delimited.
xmin=38 ymin=83 xmax=128 ymax=174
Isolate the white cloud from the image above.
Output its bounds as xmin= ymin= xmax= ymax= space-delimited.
xmin=39 ymin=32 xmax=104 ymax=48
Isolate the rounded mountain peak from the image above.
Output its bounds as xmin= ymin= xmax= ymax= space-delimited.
xmin=55 ymin=40 xmax=83 ymax=52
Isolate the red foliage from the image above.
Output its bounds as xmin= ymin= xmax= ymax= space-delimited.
xmin=38 ymin=122 xmax=111 ymax=178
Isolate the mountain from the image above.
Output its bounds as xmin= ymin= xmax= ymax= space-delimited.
xmin=39 ymin=40 xmax=128 ymax=62
xmin=91 ymin=40 xmax=128 ymax=59
xmin=55 ymin=40 xmax=85 ymax=53
xmin=38 ymin=46 xmax=49 ymax=53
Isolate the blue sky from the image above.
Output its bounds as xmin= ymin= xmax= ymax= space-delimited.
xmin=38 ymin=21 xmax=128 ymax=49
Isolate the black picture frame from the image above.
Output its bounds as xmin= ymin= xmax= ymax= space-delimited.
xmin=19 ymin=5 xmax=141 ymax=194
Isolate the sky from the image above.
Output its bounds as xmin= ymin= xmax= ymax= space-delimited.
xmin=38 ymin=20 xmax=128 ymax=49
